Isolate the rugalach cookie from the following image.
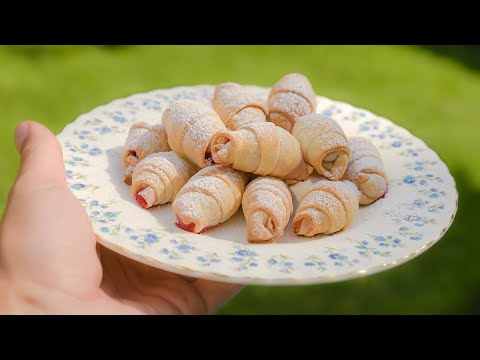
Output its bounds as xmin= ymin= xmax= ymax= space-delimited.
xmin=293 ymin=114 xmax=350 ymax=181
xmin=267 ymin=73 xmax=317 ymax=133
xmin=162 ymin=99 xmax=226 ymax=168
xmin=211 ymin=122 xmax=312 ymax=181
xmin=293 ymin=180 xmax=360 ymax=237
xmin=213 ymin=82 xmax=268 ymax=130
xmin=122 ymin=122 xmax=170 ymax=185
xmin=131 ymin=152 xmax=198 ymax=209
xmin=242 ymin=176 xmax=293 ymax=244
xmin=173 ymin=165 xmax=248 ymax=234
xmin=343 ymin=136 xmax=388 ymax=205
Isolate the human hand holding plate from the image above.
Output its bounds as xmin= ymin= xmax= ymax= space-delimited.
xmin=0 ymin=121 xmax=242 ymax=315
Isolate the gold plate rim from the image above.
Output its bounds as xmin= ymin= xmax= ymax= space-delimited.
xmin=61 ymin=85 xmax=459 ymax=286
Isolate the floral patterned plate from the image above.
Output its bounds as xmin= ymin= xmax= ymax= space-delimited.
xmin=58 ymin=85 xmax=458 ymax=285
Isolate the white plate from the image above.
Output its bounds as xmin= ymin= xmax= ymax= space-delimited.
xmin=58 ymin=85 xmax=458 ymax=285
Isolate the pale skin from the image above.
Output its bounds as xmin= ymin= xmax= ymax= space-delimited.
xmin=0 ymin=121 xmax=243 ymax=315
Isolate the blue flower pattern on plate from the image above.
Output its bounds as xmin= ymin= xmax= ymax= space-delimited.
xmin=267 ymin=255 xmax=295 ymax=274
xmin=230 ymin=246 xmax=259 ymax=270
xmin=58 ymin=85 xmax=456 ymax=282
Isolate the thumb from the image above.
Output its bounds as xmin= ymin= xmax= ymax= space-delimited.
xmin=14 ymin=121 xmax=66 ymax=189
xmin=2 ymin=121 xmax=101 ymax=297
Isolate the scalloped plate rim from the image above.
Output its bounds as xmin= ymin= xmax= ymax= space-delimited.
xmin=58 ymin=84 xmax=459 ymax=286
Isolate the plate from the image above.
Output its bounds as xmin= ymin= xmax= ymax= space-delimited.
xmin=58 ymin=85 xmax=458 ymax=285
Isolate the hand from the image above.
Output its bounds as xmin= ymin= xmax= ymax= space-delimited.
xmin=0 ymin=121 xmax=243 ymax=315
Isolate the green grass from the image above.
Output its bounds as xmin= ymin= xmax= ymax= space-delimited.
xmin=0 ymin=45 xmax=478 ymax=314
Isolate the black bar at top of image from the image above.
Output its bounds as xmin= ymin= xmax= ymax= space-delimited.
xmin=1 ymin=5 xmax=479 ymax=45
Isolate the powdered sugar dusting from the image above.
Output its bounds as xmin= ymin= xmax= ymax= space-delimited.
xmin=142 ymin=152 xmax=197 ymax=181
xmin=243 ymin=176 xmax=293 ymax=242
xmin=300 ymin=117 xmax=342 ymax=149
xmin=183 ymin=119 xmax=222 ymax=160
xmin=295 ymin=114 xmax=348 ymax=150
xmin=344 ymin=136 xmax=387 ymax=205
xmin=346 ymin=136 xmax=386 ymax=179
xmin=173 ymin=191 xmax=220 ymax=233
xmin=214 ymin=82 xmax=268 ymax=130
xmin=231 ymin=107 xmax=266 ymax=129
xmin=164 ymin=99 xmax=214 ymax=128
xmin=247 ymin=122 xmax=278 ymax=151
xmin=347 ymin=155 xmax=383 ymax=178
xmin=174 ymin=165 xmax=246 ymax=228
xmin=131 ymin=151 xmax=198 ymax=205
xmin=251 ymin=190 xmax=282 ymax=220
xmin=213 ymin=122 xmax=310 ymax=181
xmin=269 ymin=92 xmax=313 ymax=119
xmin=270 ymin=73 xmax=317 ymax=107
xmin=293 ymin=114 xmax=349 ymax=180
xmin=248 ymin=211 xmax=274 ymax=239
xmin=294 ymin=207 xmax=328 ymax=235
xmin=300 ymin=188 xmax=342 ymax=214
xmin=297 ymin=207 xmax=324 ymax=221
xmin=294 ymin=180 xmax=360 ymax=234
xmin=123 ymin=122 xmax=170 ymax=166
xmin=163 ymin=99 xmax=226 ymax=167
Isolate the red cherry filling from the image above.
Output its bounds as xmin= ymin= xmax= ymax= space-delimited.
xmin=176 ymin=217 xmax=197 ymax=233
xmin=129 ymin=150 xmax=138 ymax=159
xmin=175 ymin=217 xmax=219 ymax=234
xmin=136 ymin=192 xmax=148 ymax=209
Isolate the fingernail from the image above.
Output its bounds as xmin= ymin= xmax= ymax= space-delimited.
xmin=14 ymin=122 xmax=31 ymax=152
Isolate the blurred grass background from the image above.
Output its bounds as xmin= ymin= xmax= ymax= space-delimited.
xmin=0 ymin=45 xmax=478 ymax=314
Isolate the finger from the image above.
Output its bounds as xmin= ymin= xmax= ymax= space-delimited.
xmin=0 ymin=121 xmax=101 ymax=297
xmin=14 ymin=121 xmax=66 ymax=189
xmin=103 ymin=245 xmax=244 ymax=314
xmin=98 ymin=246 xmax=208 ymax=314
xmin=194 ymin=279 xmax=245 ymax=314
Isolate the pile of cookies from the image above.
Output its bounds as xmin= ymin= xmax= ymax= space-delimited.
xmin=122 ymin=73 xmax=388 ymax=244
